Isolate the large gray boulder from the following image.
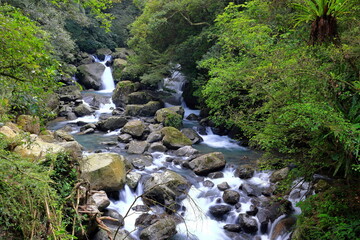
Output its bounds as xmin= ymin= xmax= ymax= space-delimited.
xmin=161 ymin=127 xmax=192 ymax=150
xmin=127 ymin=141 xmax=149 ymax=154
xmin=122 ymin=120 xmax=146 ymax=138
xmin=97 ymin=116 xmax=128 ymax=131
xmin=77 ymin=63 xmax=105 ymax=90
xmin=127 ymin=91 xmax=153 ymax=105
xmin=181 ymin=128 xmax=203 ymax=144
xmin=125 ymin=101 xmax=163 ymax=117
xmin=155 ymin=108 xmax=183 ymax=129
xmin=142 ymin=170 xmax=189 ymax=207
xmin=74 ymin=103 xmax=93 ymax=117
xmin=235 ymin=164 xmax=255 ymax=179
xmin=94 ymin=229 xmax=134 ymax=240
xmin=238 ymin=214 xmax=258 ymax=234
xmin=188 ymin=152 xmax=226 ymax=176
xmin=80 ymin=153 xmax=127 ymax=191
xmin=139 ymin=218 xmax=177 ymax=240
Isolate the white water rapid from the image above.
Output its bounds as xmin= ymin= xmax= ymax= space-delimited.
xmin=49 ymin=64 xmax=307 ymax=240
xmin=93 ymin=55 xmax=115 ymax=92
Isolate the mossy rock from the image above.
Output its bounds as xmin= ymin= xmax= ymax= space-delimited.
xmin=155 ymin=108 xmax=183 ymax=129
xmin=112 ymin=81 xmax=141 ymax=108
xmin=161 ymin=127 xmax=192 ymax=149
xmin=189 ymin=152 xmax=226 ymax=176
xmin=125 ymin=101 xmax=163 ymax=117
xmin=122 ymin=120 xmax=146 ymax=138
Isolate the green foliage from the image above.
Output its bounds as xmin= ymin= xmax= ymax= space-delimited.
xmin=199 ymin=0 xmax=360 ymax=177
xmin=293 ymin=0 xmax=354 ymax=24
xmin=164 ymin=112 xmax=183 ymax=129
xmin=0 ymin=4 xmax=60 ymax=119
xmin=295 ymin=184 xmax=360 ymax=239
xmin=127 ymin=0 xmax=231 ymax=87
xmin=0 ymin=136 xmax=75 ymax=239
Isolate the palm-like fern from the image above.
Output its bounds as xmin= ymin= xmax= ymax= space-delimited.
xmin=294 ymin=0 xmax=353 ymax=44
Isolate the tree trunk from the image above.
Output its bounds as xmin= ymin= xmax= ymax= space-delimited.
xmin=310 ymin=15 xmax=338 ymax=45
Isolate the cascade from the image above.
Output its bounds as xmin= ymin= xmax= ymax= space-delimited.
xmin=93 ymin=55 xmax=115 ymax=92
xmin=50 ymin=64 xmax=307 ymax=240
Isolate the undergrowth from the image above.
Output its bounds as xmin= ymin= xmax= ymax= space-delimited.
xmin=0 ymin=134 xmax=80 ymax=239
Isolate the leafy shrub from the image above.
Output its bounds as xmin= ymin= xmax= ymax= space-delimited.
xmin=295 ymin=183 xmax=360 ymax=240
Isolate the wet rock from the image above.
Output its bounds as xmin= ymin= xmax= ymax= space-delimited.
xmin=142 ymin=170 xmax=189 ymax=207
xmin=235 ymin=203 xmax=242 ymax=210
xmin=122 ymin=120 xmax=146 ymax=138
xmin=126 ymin=171 xmax=142 ymax=189
xmin=127 ymin=140 xmax=149 ymax=154
xmin=181 ymin=128 xmax=203 ymax=144
xmin=102 ymin=209 xmax=124 ymax=228
xmin=223 ymin=190 xmax=240 ymax=205
xmin=264 ymin=200 xmax=294 ymax=222
xmin=186 ymin=113 xmax=199 ymax=121
xmin=127 ymin=91 xmax=153 ymax=104
xmin=246 ymin=205 xmax=259 ymax=216
xmin=89 ymin=191 xmax=110 ymax=211
xmin=17 ymin=115 xmax=41 ymax=134
xmin=208 ymin=172 xmax=224 ymax=179
xmin=66 ymin=112 xmax=77 ymax=120
xmin=97 ymin=116 xmax=128 ymax=131
xmin=80 ymin=153 xmax=126 ymax=191
xmin=217 ymin=182 xmax=231 ymax=191
xmin=270 ymin=216 xmax=296 ymax=240
xmin=257 ymin=210 xmax=270 ymax=234
xmin=161 ymin=127 xmax=192 ymax=150
xmin=76 ymin=63 xmax=105 ymax=90
xmin=131 ymin=158 xmax=147 ymax=170
xmin=125 ymin=101 xmax=163 ymax=117
xmin=93 ymin=229 xmax=134 ymax=240
xmin=135 ymin=213 xmax=158 ymax=228
xmin=203 ymin=180 xmax=215 ymax=188
xmin=208 ymin=205 xmax=232 ymax=219
xmin=118 ymin=133 xmax=132 ymax=143
xmin=148 ymin=142 xmax=167 ymax=153
xmin=146 ymin=131 xmax=163 ymax=143
xmin=234 ymin=164 xmax=255 ymax=179
xmin=174 ymin=146 xmax=199 ymax=157
xmin=240 ymin=183 xmax=261 ymax=197
xmin=74 ymin=103 xmax=93 ymax=117
xmin=155 ymin=108 xmax=183 ymax=129
xmin=132 ymin=205 xmax=150 ymax=212
xmin=224 ymin=224 xmax=242 ymax=232
xmin=80 ymin=123 xmax=97 ymax=132
xmin=270 ymin=167 xmax=290 ymax=183
xmin=188 ymin=152 xmax=226 ymax=176
xmin=139 ymin=217 xmax=177 ymax=240
xmin=238 ymin=214 xmax=258 ymax=234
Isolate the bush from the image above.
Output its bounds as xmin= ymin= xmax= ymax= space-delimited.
xmin=0 ymin=136 xmax=77 ymax=239
xmin=295 ymin=183 xmax=360 ymax=240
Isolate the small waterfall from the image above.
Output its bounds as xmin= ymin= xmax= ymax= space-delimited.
xmin=93 ymin=55 xmax=115 ymax=92
xmin=161 ymin=69 xmax=200 ymax=118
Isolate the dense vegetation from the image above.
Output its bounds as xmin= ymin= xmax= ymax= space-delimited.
xmin=0 ymin=0 xmax=359 ymax=238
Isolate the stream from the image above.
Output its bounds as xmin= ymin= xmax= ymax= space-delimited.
xmin=49 ymin=58 xmax=307 ymax=240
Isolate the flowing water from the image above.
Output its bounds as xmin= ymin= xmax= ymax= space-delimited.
xmin=50 ymin=65 xmax=307 ymax=240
